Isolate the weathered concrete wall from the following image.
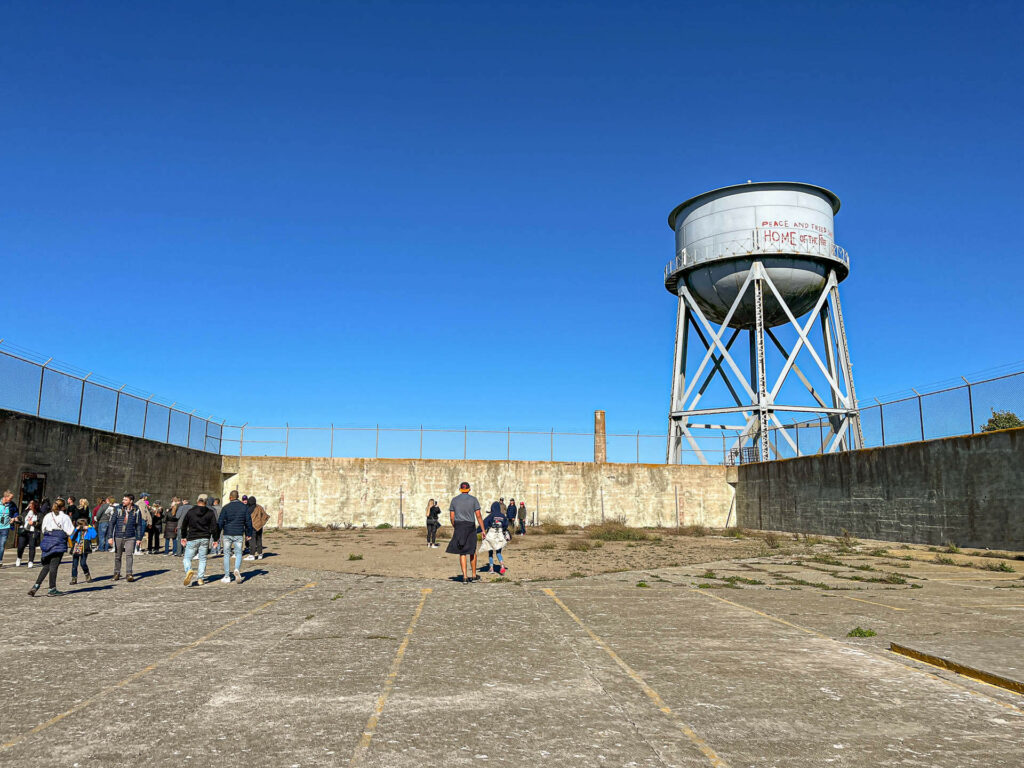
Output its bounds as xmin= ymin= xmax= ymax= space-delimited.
xmin=0 ymin=409 xmax=223 ymax=505
xmin=736 ymin=428 xmax=1024 ymax=549
xmin=221 ymin=456 xmax=733 ymax=529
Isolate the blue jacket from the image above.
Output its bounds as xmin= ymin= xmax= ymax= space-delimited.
xmin=218 ymin=501 xmax=254 ymax=537
xmin=482 ymin=510 xmax=509 ymax=532
xmin=108 ymin=504 xmax=143 ymax=540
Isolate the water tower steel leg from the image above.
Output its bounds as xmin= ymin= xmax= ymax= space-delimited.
xmin=752 ymin=271 xmax=769 ymax=462
xmin=820 ymin=303 xmax=844 ymax=450
xmin=828 ymin=283 xmax=863 ymax=449
xmin=667 ymin=297 xmax=689 ymax=464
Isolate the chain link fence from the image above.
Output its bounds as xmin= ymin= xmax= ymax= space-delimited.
xmin=0 ymin=343 xmax=224 ymax=453
xmin=762 ymin=370 xmax=1024 ymax=460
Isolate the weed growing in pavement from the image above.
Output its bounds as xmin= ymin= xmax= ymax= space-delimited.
xmin=811 ymin=554 xmax=843 ymax=566
xmin=763 ymin=532 xmax=781 ymax=549
xmin=537 ymin=541 xmax=556 ymax=550
xmin=566 ymin=540 xmax=592 ymax=552
xmin=587 ymin=522 xmax=652 ymax=542
xmin=840 ymin=529 xmax=860 ymax=547
xmin=348 ymin=553 xmax=363 ymax=561
xmin=778 ymin=576 xmax=833 ymax=590
xmin=332 ymin=593 xmax=344 ymax=601
xmin=569 ymin=571 xmax=586 ymax=578
xmin=375 ymin=523 xmax=392 ymax=529
xmin=700 ymin=570 xmax=717 ymax=580
xmin=934 ymin=555 xmax=956 ymax=565
xmin=724 ymin=527 xmax=748 ymax=538
xmin=945 ymin=541 xmax=961 ymax=554
xmin=869 ymin=548 xmax=889 ymax=557
xmin=537 ymin=522 xmax=567 ymax=535
xmin=676 ymin=524 xmax=707 ymax=537
xmin=636 ymin=581 xmax=650 ymax=588
xmin=986 ymin=561 xmax=1015 ymax=572
xmin=852 ymin=564 xmax=876 ymax=571
xmin=492 ymin=577 xmax=511 ymax=583
xmin=847 ymin=627 xmax=877 ymax=638
xmin=723 ymin=575 xmax=764 ymax=586
xmin=802 ymin=535 xmax=827 ymax=545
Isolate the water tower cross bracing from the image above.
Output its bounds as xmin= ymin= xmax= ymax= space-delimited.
xmin=664 ymin=181 xmax=863 ymax=464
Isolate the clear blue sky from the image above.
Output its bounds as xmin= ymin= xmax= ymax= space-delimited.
xmin=2 ymin=1 xmax=1021 ymax=437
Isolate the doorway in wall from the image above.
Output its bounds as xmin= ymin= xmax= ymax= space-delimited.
xmin=18 ymin=472 xmax=45 ymax=513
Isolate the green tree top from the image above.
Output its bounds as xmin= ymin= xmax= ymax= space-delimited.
xmin=980 ymin=409 xmax=1024 ymax=433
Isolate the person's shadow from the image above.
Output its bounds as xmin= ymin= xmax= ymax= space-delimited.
xmin=67 ymin=585 xmax=114 ymax=595
xmin=129 ymin=568 xmax=169 ymax=581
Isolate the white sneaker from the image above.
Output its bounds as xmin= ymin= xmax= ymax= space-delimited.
xmin=220 ymin=575 xmax=231 ymax=583
xmin=256 ymin=554 xmax=263 ymax=560
xmin=192 ymin=555 xmax=199 ymax=561
xmin=243 ymin=555 xmax=255 ymax=561
xmin=14 ymin=558 xmax=20 ymax=567
xmin=28 ymin=561 xmax=34 ymax=568
xmin=233 ymin=569 xmax=242 ymax=583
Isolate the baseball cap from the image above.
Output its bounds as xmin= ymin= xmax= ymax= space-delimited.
xmin=459 ymin=482 xmax=471 ymax=490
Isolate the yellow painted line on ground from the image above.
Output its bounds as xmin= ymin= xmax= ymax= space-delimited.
xmin=690 ymin=587 xmax=1022 ymax=714
xmin=890 ymin=643 xmax=1024 ymax=697
xmin=349 ymin=588 xmax=432 ymax=767
xmin=828 ymin=594 xmax=906 ymax=611
xmin=543 ymin=588 xmax=729 ymax=768
xmin=691 ymin=588 xmax=831 ymax=639
xmin=1 ymin=581 xmax=318 ymax=752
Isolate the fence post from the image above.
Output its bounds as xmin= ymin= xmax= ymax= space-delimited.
xmin=962 ymin=377 xmax=976 ymax=433
xmin=330 ymin=423 xmax=334 ymax=458
xmin=186 ymin=408 xmax=197 ymax=446
xmin=722 ymin=433 xmax=726 ymax=464
xmin=36 ymin=358 xmax=52 ymax=417
xmin=143 ymin=395 xmax=154 ymax=439
xmin=239 ymin=423 xmax=246 ymax=457
xmin=77 ymin=373 xmax=92 ymax=425
xmin=794 ymin=422 xmax=799 ymax=456
xmin=167 ymin=403 xmax=176 ymax=443
xmin=912 ymin=388 xmax=924 ymax=441
xmin=219 ymin=419 xmax=226 ymax=454
xmin=285 ymin=423 xmax=290 ymax=458
xmin=113 ymin=385 xmax=127 ymax=433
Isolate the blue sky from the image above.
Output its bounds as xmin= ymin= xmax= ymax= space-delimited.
xmin=2 ymin=1 xmax=1021 ymax=444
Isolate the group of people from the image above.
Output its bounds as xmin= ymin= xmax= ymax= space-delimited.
xmin=0 ymin=488 xmax=270 ymax=596
xmin=434 ymin=483 xmax=527 ymax=582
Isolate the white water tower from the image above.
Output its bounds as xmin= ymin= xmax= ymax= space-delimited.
xmin=665 ymin=181 xmax=863 ymax=463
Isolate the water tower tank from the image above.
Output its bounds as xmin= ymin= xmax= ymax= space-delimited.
xmin=664 ymin=182 xmax=848 ymax=328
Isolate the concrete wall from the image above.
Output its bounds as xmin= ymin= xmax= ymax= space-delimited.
xmin=736 ymin=428 xmax=1024 ymax=550
xmin=0 ymin=409 xmax=223 ymax=506
xmin=221 ymin=456 xmax=734 ymax=529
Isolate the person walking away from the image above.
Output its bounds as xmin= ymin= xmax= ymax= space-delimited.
xmin=148 ymin=503 xmax=163 ymax=553
xmin=517 ymin=501 xmax=527 ymax=535
xmin=425 ymin=499 xmax=442 ymax=548
xmin=218 ymin=491 xmax=252 ymax=583
xmin=108 ymin=493 xmax=144 ymax=582
xmin=478 ymin=501 xmax=511 ymax=574
xmin=0 ymin=490 xmax=15 ymax=567
xmin=244 ymin=496 xmax=269 ymax=561
xmin=29 ymin=500 xmax=73 ymax=596
xmin=95 ymin=497 xmax=114 ymax=552
xmin=446 ymin=482 xmax=484 ymax=583
xmin=164 ymin=499 xmax=180 ymax=555
xmin=181 ymin=497 xmax=219 ymax=586
xmin=69 ymin=512 xmax=96 ymax=585
xmin=16 ymin=500 xmax=41 ymax=568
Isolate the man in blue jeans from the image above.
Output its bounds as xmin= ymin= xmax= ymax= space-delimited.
xmin=181 ymin=497 xmax=219 ymax=587
xmin=218 ymin=490 xmax=253 ymax=584
xmin=0 ymin=490 xmax=15 ymax=567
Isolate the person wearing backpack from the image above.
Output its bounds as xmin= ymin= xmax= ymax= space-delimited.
xmin=69 ymin=512 xmax=96 ymax=585
xmin=29 ymin=499 xmax=73 ymax=596
xmin=244 ymin=496 xmax=269 ymax=561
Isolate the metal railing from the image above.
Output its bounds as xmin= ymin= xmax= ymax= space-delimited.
xmin=664 ymin=226 xmax=849 ymax=279
xmin=0 ymin=342 xmax=224 ymax=453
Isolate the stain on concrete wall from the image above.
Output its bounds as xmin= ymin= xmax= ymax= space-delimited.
xmin=0 ymin=409 xmax=223 ymax=506
xmin=736 ymin=428 xmax=1024 ymax=549
xmin=221 ymin=456 xmax=733 ymax=529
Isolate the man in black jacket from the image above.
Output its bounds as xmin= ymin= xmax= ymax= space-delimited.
xmin=181 ymin=497 xmax=219 ymax=586
xmin=218 ymin=490 xmax=253 ymax=584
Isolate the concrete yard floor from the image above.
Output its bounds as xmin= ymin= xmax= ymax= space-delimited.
xmin=1 ymin=547 xmax=1022 ymax=767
